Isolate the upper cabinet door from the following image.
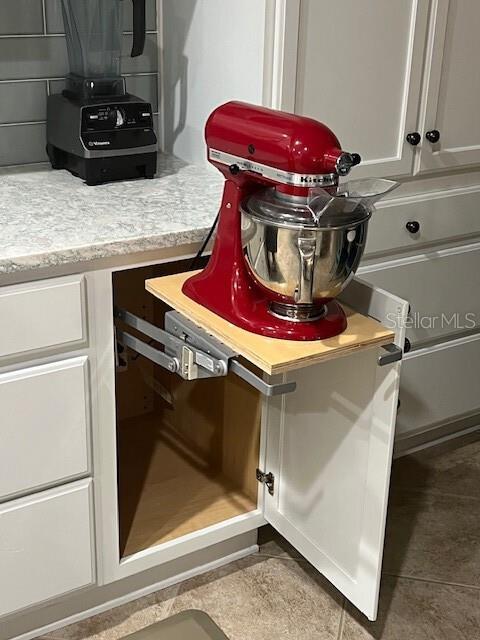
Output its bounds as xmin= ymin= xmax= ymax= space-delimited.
xmin=290 ymin=0 xmax=429 ymax=178
xmin=416 ymin=0 xmax=480 ymax=173
xmin=263 ymin=281 xmax=409 ymax=621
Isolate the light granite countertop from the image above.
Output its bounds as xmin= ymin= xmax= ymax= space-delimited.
xmin=0 ymin=154 xmax=223 ymax=276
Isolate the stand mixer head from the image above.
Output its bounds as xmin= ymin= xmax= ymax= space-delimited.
xmin=183 ymin=102 xmax=397 ymax=341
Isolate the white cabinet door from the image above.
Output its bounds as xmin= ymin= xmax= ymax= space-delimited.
xmin=263 ymin=281 xmax=409 ymax=621
xmin=0 ymin=479 xmax=95 ymax=617
xmin=417 ymin=0 xmax=480 ymax=172
xmin=292 ymin=0 xmax=429 ymax=178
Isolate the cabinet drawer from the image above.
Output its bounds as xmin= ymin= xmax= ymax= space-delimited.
xmin=0 ymin=357 xmax=90 ymax=501
xmin=360 ymin=245 xmax=480 ymax=345
xmin=0 ymin=479 xmax=95 ymax=617
xmin=366 ymin=188 xmax=480 ymax=257
xmin=0 ymin=275 xmax=86 ymax=360
xmin=397 ymin=335 xmax=480 ymax=437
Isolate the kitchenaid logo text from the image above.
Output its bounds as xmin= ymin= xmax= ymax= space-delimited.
xmin=385 ymin=312 xmax=477 ymax=330
xmin=300 ymin=176 xmax=327 ymax=184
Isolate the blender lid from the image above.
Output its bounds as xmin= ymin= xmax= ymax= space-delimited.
xmin=242 ymin=179 xmax=399 ymax=229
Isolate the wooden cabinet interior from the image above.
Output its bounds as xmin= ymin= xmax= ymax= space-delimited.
xmin=113 ymin=263 xmax=261 ymax=559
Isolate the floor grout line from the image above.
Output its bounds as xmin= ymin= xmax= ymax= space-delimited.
xmin=159 ymin=583 xmax=181 ymax=619
xmin=255 ymin=552 xmax=306 ymax=562
xmin=383 ymin=572 xmax=480 ymax=591
xmin=336 ymin=599 xmax=346 ymax=640
xmin=390 ymin=486 xmax=480 ymax=502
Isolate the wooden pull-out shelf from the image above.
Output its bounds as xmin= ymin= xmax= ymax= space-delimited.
xmin=146 ymin=272 xmax=394 ymax=375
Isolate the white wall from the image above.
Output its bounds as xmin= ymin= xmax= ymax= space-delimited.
xmin=160 ymin=0 xmax=268 ymax=165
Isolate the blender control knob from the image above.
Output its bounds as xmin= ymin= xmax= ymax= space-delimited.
xmin=110 ymin=108 xmax=125 ymax=128
xmin=404 ymin=338 xmax=412 ymax=353
xmin=426 ymin=129 xmax=440 ymax=143
xmin=229 ymin=164 xmax=241 ymax=175
xmin=406 ymin=220 xmax=420 ymax=234
xmin=406 ymin=132 xmax=421 ymax=146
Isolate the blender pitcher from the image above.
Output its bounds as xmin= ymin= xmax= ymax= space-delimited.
xmin=62 ymin=0 xmax=146 ymax=98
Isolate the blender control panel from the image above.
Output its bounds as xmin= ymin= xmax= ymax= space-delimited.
xmin=81 ymin=101 xmax=157 ymax=151
xmin=82 ymin=103 xmax=153 ymax=131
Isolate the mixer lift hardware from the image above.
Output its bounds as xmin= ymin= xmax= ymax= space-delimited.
xmin=114 ymin=307 xmax=297 ymax=397
xmin=115 ymin=305 xmax=402 ymax=396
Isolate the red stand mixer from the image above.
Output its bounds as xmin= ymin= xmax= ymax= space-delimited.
xmin=183 ymin=102 xmax=397 ymax=341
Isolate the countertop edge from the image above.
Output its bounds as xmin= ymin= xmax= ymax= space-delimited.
xmin=0 ymin=230 xmax=210 ymax=284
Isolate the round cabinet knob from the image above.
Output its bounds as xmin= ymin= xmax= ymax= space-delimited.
xmin=406 ymin=220 xmax=420 ymax=234
xmin=404 ymin=338 xmax=412 ymax=353
xmin=406 ymin=132 xmax=421 ymax=146
xmin=426 ymin=129 xmax=440 ymax=143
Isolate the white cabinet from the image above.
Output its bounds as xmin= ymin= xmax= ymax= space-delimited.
xmin=360 ymin=243 xmax=480 ymax=346
xmin=92 ymin=264 xmax=408 ymax=622
xmin=416 ymin=0 xmax=480 ymax=173
xmin=162 ymin=1 xmax=480 ymax=176
xmin=280 ymin=0 xmax=429 ymax=178
xmin=277 ymin=0 xmax=480 ymax=178
xmin=0 ymin=479 xmax=95 ymax=617
xmin=0 ymin=273 xmax=94 ymax=621
xmin=0 ymin=357 xmax=90 ymax=500
xmin=397 ymin=334 xmax=480 ymax=438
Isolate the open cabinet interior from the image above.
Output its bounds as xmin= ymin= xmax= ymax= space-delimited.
xmin=113 ymin=261 xmax=262 ymax=559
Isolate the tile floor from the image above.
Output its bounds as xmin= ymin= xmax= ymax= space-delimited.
xmin=42 ymin=433 xmax=480 ymax=640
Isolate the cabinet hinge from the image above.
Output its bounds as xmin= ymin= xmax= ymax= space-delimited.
xmin=256 ymin=468 xmax=275 ymax=496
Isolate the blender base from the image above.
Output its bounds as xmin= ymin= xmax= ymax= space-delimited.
xmin=46 ymin=92 xmax=158 ymax=186
xmin=47 ymin=144 xmax=157 ymax=186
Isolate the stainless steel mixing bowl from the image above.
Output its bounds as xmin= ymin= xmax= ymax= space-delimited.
xmin=241 ymin=188 xmax=372 ymax=321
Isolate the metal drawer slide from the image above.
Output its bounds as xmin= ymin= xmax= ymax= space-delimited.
xmin=114 ymin=307 xmax=296 ymax=397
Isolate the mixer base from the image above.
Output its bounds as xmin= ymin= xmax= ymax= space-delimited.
xmin=183 ymin=272 xmax=347 ymax=341
xmin=269 ymin=301 xmax=327 ymax=323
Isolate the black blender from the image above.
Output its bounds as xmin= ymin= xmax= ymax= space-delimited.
xmin=47 ymin=0 xmax=157 ymax=186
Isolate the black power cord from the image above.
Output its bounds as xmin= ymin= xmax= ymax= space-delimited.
xmin=189 ymin=213 xmax=219 ymax=271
